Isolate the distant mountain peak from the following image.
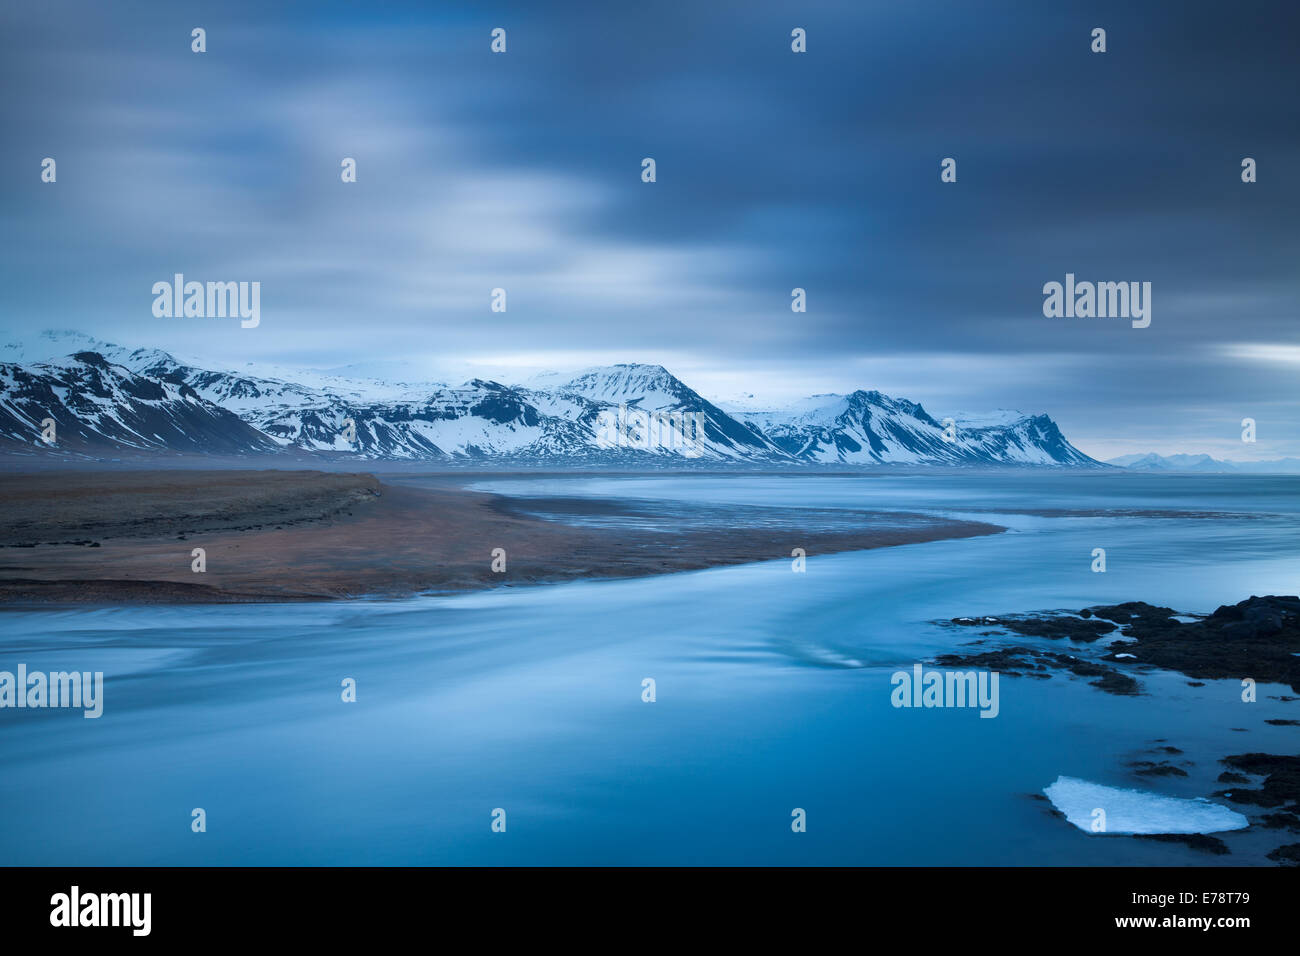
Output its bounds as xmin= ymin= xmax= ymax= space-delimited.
xmin=1099 ymin=452 xmax=1300 ymax=473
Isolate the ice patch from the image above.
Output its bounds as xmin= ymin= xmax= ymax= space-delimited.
xmin=1043 ymin=776 xmax=1249 ymax=835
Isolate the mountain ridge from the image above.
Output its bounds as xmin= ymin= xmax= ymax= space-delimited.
xmin=1106 ymin=452 xmax=1300 ymax=474
xmin=0 ymin=332 xmax=1104 ymax=467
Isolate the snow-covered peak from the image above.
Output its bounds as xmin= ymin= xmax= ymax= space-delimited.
xmin=728 ymin=393 xmax=849 ymax=430
xmin=556 ymin=363 xmax=694 ymax=409
xmin=1 ymin=330 xmax=141 ymax=367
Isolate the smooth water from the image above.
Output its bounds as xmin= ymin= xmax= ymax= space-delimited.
xmin=1 ymin=473 xmax=1297 ymax=865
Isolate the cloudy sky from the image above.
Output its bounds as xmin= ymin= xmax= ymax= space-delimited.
xmin=2 ymin=0 xmax=1297 ymax=460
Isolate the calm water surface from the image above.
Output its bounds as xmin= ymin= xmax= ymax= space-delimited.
xmin=2 ymin=473 xmax=1297 ymax=864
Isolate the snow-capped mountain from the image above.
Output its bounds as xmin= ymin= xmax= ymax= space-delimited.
xmin=1108 ymin=452 xmax=1227 ymax=472
xmin=542 ymin=364 xmax=784 ymax=461
xmin=2 ymin=329 xmax=158 ymax=371
xmin=0 ymin=351 xmax=278 ymax=454
xmin=0 ymin=332 xmax=1103 ymax=466
xmin=139 ymin=354 xmax=777 ymax=461
xmin=729 ymin=391 xmax=1097 ymax=466
xmin=1107 ymin=452 xmax=1300 ymax=474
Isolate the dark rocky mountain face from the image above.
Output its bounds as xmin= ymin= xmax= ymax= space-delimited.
xmin=0 ymin=353 xmax=280 ymax=454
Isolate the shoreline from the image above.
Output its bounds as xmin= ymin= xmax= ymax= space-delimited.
xmin=0 ymin=469 xmax=1004 ymax=606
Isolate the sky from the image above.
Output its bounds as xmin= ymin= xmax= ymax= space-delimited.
xmin=1 ymin=0 xmax=1297 ymax=461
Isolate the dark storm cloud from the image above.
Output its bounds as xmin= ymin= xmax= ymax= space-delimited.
xmin=1 ymin=0 xmax=1297 ymax=457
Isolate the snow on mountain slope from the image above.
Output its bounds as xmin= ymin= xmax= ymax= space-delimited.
xmin=955 ymin=413 xmax=1096 ymax=466
xmin=556 ymin=364 xmax=698 ymax=409
xmin=1 ymin=329 xmax=152 ymax=369
xmin=731 ymin=391 xmax=1098 ymax=466
xmin=0 ymin=352 xmax=279 ymax=454
xmin=547 ymin=364 xmax=784 ymax=461
xmin=0 ymin=332 xmax=1103 ymax=466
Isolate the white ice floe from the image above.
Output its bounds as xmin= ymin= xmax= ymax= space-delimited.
xmin=1043 ymin=776 xmax=1249 ymax=835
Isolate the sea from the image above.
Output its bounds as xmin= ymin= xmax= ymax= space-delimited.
xmin=1 ymin=472 xmax=1297 ymax=865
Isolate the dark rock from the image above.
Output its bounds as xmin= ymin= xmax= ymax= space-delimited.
xmin=935 ymin=594 xmax=1300 ymax=698
xmin=1087 ymin=602 xmax=1180 ymax=626
xmin=1135 ymin=833 xmax=1230 ymax=855
xmin=932 ymin=646 xmax=1139 ymax=696
xmin=1090 ymin=670 xmax=1141 ymax=695
xmin=1216 ymin=754 xmax=1300 ymax=808
xmin=1266 ymin=843 xmax=1300 ymax=865
xmin=998 ymin=616 xmax=1118 ymax=642
xmin=1086 ymin=597 xmax=1299 ymax=690
xmin=1128 ymin=760 xmax=1188 ymax=777
xmin=1258 ymin=811 xmax=1300 ymax=831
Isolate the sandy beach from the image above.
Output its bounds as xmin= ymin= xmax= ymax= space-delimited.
xmin=0 ymin=469 xmax=1004 ymax=604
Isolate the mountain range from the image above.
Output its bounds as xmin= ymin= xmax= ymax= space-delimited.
xmin=1104 ymin=452 xmax=1300 ymax=474
xmin=0 ymin=330 xmax=1103 ymax=467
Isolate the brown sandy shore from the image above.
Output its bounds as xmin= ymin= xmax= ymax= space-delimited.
xmin=0 ymin=470 xmax=1003 ymax=604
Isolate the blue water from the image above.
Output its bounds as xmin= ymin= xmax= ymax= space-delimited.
xmin=1 ymin=473 xmax=1297 ymax=865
